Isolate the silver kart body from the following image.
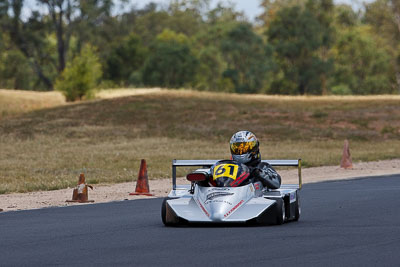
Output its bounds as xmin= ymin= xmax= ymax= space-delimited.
xmin=163 ymin=159 xmax=302 ymax=225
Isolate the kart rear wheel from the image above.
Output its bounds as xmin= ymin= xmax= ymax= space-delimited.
xmin=275 ymin=198 xmax=285 ymax=225
xmin=294 ymin=192 xmax=301 ymax=221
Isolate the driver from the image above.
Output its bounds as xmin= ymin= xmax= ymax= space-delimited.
xmin=229 ymin=131 xmax=281 ymax=189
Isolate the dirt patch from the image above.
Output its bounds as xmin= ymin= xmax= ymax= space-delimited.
xmin=1 ymin=159 xmax=399 ymax=212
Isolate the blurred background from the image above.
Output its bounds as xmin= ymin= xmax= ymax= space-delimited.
xmin=1 ymin=0 xmax=400 ymax=194
xmin=1 ymin=0 xmax=398 ymax=96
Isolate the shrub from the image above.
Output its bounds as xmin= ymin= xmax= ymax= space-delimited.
xmin=55 ymin=45 xmax=102 ymax=101
xmin=331 ymin=84 xmax=352 ymax=95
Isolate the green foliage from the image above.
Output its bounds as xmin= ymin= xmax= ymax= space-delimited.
xmin=220 ymin=23 xmax=271 ymax=93
xmin=329 ymin=26 xmax=393 ymax=94
xmin=191 ymin=22 xmax=236 ymax=92
xmin=334 ymin=4 xmax=359 ymax=27
xmin=267 ymin=4 xmax=327 ymax=94
xmin=331 ymin=84 xmax=351 ymax=95
xmin=142 ymin=29 xmax=198 ymax=88
xmin=0 ymin=0 xmax=399 ymax=95
xmin=126 ymin=10 xmax=171 ymax=46
xmin=104 ymin=34 xmax=147 ymax=85
xmin=194 ymin=46 xmax=228 ymax=91
xmin=131 ymin=2 xmax=204 ymax=46
xmin=258 ymin=0 xmax=308 ymax=26
xmin=55 ymin=45 xmax=102 ymax=101
xmin=364 ymin=0 xmax=400 ymax=93
xmin=364 ymin=0 xmax=400 ymax=43
xmin=156 ymin=28 xmax=190 ymax=44
xmin=0 ymin=49 xmax=35 ymax=90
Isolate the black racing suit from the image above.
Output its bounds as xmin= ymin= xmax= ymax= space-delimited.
xmin=247 ymin=159 xmax=281 ymax=189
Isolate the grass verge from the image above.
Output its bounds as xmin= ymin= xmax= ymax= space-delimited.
xmin=0 ymin=89 xmax=399 ymax=193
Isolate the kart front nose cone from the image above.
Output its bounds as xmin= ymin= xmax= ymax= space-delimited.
xmin=209 ymin=211 xmax=225 ymax=221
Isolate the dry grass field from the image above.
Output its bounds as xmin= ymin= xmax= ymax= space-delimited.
xmin=0 ymin=88 xmax=400 ymax=193
xmin=0 ymin=89 xmax=65 ymax=119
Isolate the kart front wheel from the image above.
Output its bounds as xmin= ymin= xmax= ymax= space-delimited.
xmin=161 ymin=197 xmax=179 ymax=226
xmin=275 ymin=198 xmax=285 ymax=225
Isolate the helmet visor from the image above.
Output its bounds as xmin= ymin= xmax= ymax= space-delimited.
xmin=230 ymin=141 xmax=257 ymax=155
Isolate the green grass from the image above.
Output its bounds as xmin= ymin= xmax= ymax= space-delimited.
xmin=0 ymin=89 xmax=400 ymax=193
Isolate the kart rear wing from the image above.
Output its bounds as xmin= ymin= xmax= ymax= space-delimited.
xmin=171 ymin=159 xmax=302 ymax=190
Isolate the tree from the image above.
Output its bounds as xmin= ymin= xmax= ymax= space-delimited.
xmin=168 ymin=0 xmax=208 ymax=34
xmin=364 ymin=0 xmax=400 ymax=93
xmin=104 ymin=34 xmax=147 ymax=85
xmin=0 ymin=48 xmax=37 ymax=89
xmin=258 ymin=0 xmax=307 ymax=26
xmin=142 ymin=29 xmax=198 ymax=88
xmin=220 ymin=23 xmax=271 ymax=93
xmin=38 ymin=0 xmax=76 ymax=74
xmin=267 ymin=4 xmax=327 ymax=94
xmin=334 ymin=4 xmax=359 ymax=27
xmin=190 ymin=8 xmax=242 ymax=92
xmin=329 ymin=26 xmax=394 ymax=94
xmin=207 ymin=1 xmax=246 ymax=24
xmin=194 ymin=46 xmax=233 ymax=91
xmin=306 ymin=0 xmax=335 ymax=94
xmin=1 ymin=1 xmax=56 ymax=90
xmin=55 ymin=45 xmax=102 ymax=101
xmin=0 ymin=0 xmax=117 ymax=90
xmin=70 ymin=0 xmax=117 ymax=58
xmin=130 ymin=1 xmax=206 ymax=47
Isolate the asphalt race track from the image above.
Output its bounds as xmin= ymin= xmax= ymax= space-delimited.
xmin=1 ymin=175 xmax=400 ymax=266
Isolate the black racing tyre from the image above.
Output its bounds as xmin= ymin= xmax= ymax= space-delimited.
xmin=275 ymin=198 xmax=285 ymax=225
xmin=161 ymin=198 xmax=168 ymax=225
xmin=294 ymin=192 xmax=301 ymax=221
xmin=161 ymin=197 xmax=178 ymax=226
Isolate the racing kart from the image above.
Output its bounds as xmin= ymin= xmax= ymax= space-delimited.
xmin=161 ymin=159 xmax=302 ymax=226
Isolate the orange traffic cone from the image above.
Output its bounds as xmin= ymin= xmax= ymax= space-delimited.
xmin=66 ymin=173 xmax=94 ymax=203
xmin=340 ymin=140 xmax=353 ymax=169
xmin=130 ymin=159 xmax=153 ymax=196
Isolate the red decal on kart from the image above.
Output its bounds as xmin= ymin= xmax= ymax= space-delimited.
xmin=231 ymin=172 xmax=249 ymax=187
xmin=198 ymin=201 xmax=210 ymax=217
xmin=224 ymin=200 xmax=244 ymax=217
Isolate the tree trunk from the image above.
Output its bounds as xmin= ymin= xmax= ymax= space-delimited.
xmin=321 ymin=74 xmax=327 ymax=95
xmin=396 ymin=69 xmax=400 ymax=94
xmin=18 ymin=42 xmax=54 ymax=90
xmin=299 ymin=83 xmax=305 ymax=95
xmin=30 ymin=61 xmax=54 ymax=90
xmin=56 ymin=12 xmax=65 ymax=73
xmin=49 ymin=1 xmax=66 ymax=73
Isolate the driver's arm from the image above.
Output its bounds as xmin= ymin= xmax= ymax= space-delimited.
xmin=253 ymin=162 xmax=281 ymax=189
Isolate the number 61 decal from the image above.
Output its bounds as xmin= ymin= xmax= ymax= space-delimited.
xmin=213 ymin=164 xmax=239 ymax=180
